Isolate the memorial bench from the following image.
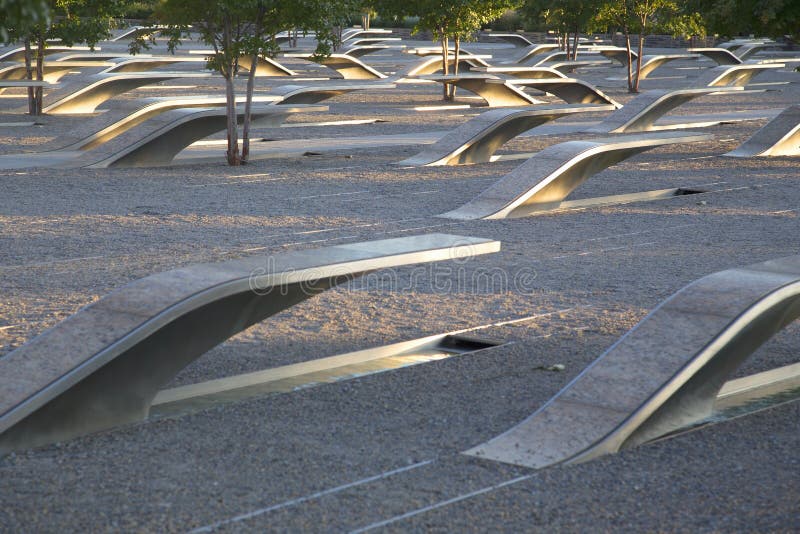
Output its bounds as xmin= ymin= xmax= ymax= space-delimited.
xmin=40 ymin=72 xmax=215 ymax=115
xmin=0 ymin=233 xmax=499 ymax=455
xmin=77 ymin=103 xmax=328 ymax=168
xmin=395 ymin=103 xmax=616 ymax=166
xmin=467 ymin=254 xmax=800 ymax=468
xmin=439 ymin=131 xmax=712 ymax=219
xmin=724 ymin=105 xmax=800 ymax=157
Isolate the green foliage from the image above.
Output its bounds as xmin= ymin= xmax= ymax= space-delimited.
xmin=0 ymin=0 xmax=50 ymax=42
xmin=486 ymin=10 xmax=523 ymax=31
xmin=686 ymin=0 xmax=798 ymax=39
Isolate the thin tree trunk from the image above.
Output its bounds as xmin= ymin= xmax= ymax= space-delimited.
xmin=222 ymin=17 xmax=240 ymax=166
xmin=572 ymin=30 xmax=579 ymax=60
xmin=450 ymin=35 xmax=460 ymax=99
xmin=225 ymin=73 xmax=240 ymax=165
xmin=625 ymin=33 xmax=634 ymax=92
xmin=241 ymin=54 xmax=258 ymax=163
xmin=565 ymin=32 xmax=571 ymax=59
xmin=34 ymin=36 xmax=45 ymax=115
xmin=23 ymin=39 xmax=34 ymax=115
xmin=242 ymin=7 xmax=265 ymax=163
xmin=633 ymin=33 xmax=644 ymax=92
xmin=441 ymin=32 xmax=450 ymax=101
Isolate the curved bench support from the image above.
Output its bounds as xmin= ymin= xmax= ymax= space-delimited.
xmin=585 ymin=86 xmax=743 ymax=134
xmin=42 ymin=72 xmax=213 ymax=114
xmin=465 ymin=255 xmax=800 ymax=468
xmin=697 ymin=64 xmax=784 ymax=87
xmin=0 ymin=234 xmax=499 ymax=455
xmin=637 ymin=54 xmax=698 ymax=79
xmin=501 ymin=78 xmax=621 ymax=108
xmin=82 ymin=104 xmax=327 ymax=168
xmin=269 ymin=82 xmax=396 ymax=105
xmin=439 ymin=132 xmax=711 ymax=219
xmin=283 ymin=53 xmax=387 ymax=80
xmin=396 ymin=104 xmax=615 ymax=166
xmin=422 ymin=75 xmax=541 ymax=107
xmin=724 ymin=105 xmax=800 ymax=157
xmin=687 ymin=48 xmax=742 ymax=65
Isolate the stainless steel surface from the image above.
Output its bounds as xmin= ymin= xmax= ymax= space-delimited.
xmin=440 ymin=132 xmax=711 ymax=219
xmin=585 ymin=86 xmax=744 ymax=134
xmin=0 ymin=234 xmax=500 ymax=455
xmin=724 ymin=104 xmax=800 ymax=157
xmin=86 ymin=104 xmax=328 ymax=168
xmin=42 ymin=72 xmax=214 ymax=114
xmin=465 ymin=255 xmax=800 ymax=468
xmin=396 ymin=104 xmax=614 ymax=166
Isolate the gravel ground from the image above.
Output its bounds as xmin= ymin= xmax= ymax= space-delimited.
xmin=0 ymin=36 xmax=798 ymax=532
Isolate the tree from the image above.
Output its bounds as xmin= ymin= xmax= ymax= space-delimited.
xmin=147 ymin=0 xmax=348 ymax=165
xmin=595 ymin=0 xmax=701 ymax=92
xmin=3 ymin=0 xmax=120 ymax=115
xmin=240 ymin=0 xmax=347 ymax=161
xmin=523 ymin=0 xmax=599 ymax=59
xmin=381 ymin=0 xmax=520 ymax=100
xmin=0 ymin=0 xmax=50 ymax=43
xmin=686 ymin=0 xmax=798 ymax=41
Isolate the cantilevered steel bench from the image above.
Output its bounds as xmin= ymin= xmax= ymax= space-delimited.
xmin=696 ymin=63 xmax=785 ymax=87
xmin=635 ymin=54 xmax=699 ymax=79
xmin=266 ymin=82 xmax=396 ymax=104
xmin=499 ymin=43 xmax=560 ymax=65
xmin=481 ymin=32 xmax=534 ymax=48
xmin=395 ymin=103 xmax=616 ymax=166
xmin=0 ymin=61 xmax=112 ymax=83
xmin=687 ymin=47 xmax=743 ymax=65
xmin=99 ymin=56 xmax=210 ymax=74
xmin=283 ymin=52 xmax=388 ymax=79
xmin=0 ymin=45 xmax=93 ymax=62
xmin=597 ymin=47 xmax=636 ymax=66
xmin=56 ymin=95 xmax=285 ymax=152
xmin=690 ymin=43 xmax=777 ymax=64
xmin=40 ymin=72 xmax=214 ymax=114
xmin=420 ymin=74 xmax=542 ymax=107
xmin=0 ymin=233 xmax=499 ymax=455
xmin=471 ymin=66 xmax=567 ymax=79
xmin=340 ymin=28 xmax=393 ymax=42
xmin=466 ymin=254 xmax=800 ymax=468
xmin=77 ymin=103 xmax=327 ymax=168
xmin=339 ymin=45 xmax=394 ymax=58
xmin=188 ymin=50 xmax=296 ymax=76
xmin=498 ymin=78 xmax=621 ymax=107
xmin=536 ymin=59 xmax=613 ymax=73
xmin=397 ymin=55 xmax=493 ymax=78
xmin=584 ymin=86 xmax=744 ymax=134
xmin=724 ymin=105 xmax=800 ymax=157
xmin=439 ymin=131 xmax=712 ymax=219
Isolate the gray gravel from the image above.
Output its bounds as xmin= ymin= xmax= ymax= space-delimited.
xmin=0 ymin=36 xmax=798 ymax=532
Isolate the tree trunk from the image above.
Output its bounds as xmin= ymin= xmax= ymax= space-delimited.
xmin=242 ymin=8 xmax=265 ymax=164
xmin=241 ymin=54 xmax=258 ymax=163
xmin=565 ymin=32 xmax=571 ymax=59
xmin=225 ymin=73 xmax=240 ymax=165
xmin=450 ymin=35 xmax=460 ymax=100
xmin=33 ymin=36 xmax=45 ymax=115
xmin=441 ymin=32 xmax=451 ymax=101
xmin=362 ymin=13 xmax=370 ymax=31
xmin=625 ymin=33 xmax=634 ymax=92
xmin=633 ymin=33 xmax=644 ymax=92
xmin=23 ymin=39 xmax=34 ymax=115
xmin=572 ymin=30 xmax=579 ymax=60
xmin=222 ymin=17 xmax=240 ymax=166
